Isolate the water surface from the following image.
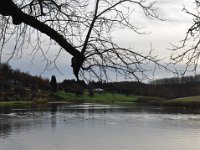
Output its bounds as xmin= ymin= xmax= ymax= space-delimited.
xmin=1 ymin=103 xmax=200 ymax=150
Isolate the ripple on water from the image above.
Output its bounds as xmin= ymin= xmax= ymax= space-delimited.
xmin=1 ymin=104 xmax=200 ymax=150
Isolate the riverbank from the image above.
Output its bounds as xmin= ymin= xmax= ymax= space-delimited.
xmin=55 ymin=92 xmax=200 ymax=107
xmin=0 ymin=101 xmax=33 ymax=105
xmin=0 ymin=99 xmax=50 ymax=106
xmin=1 ymin=91 xmax=200 ymax=108
xmin=56 ymin=91 xmax=138 ymax=104
xmin=164 ymin=96 xmax=200 ymax=107
xmin=55 ymin=91 xmax=196 ymax=107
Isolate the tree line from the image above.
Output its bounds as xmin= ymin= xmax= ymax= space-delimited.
xmin=1 ymin=62 xmax=200 ymax=100
xmin=58 ymin=75 xmax=200 ymax=99
xmin=150 ymin=75 xmax=200 ymax=85
xmin=0 ymin=63 xmax=50 ymax=100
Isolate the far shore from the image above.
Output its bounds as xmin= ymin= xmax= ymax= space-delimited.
xmin=1 ymin=91 xmax=200 ymax=108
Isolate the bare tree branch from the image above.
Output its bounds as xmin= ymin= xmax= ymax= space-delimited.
xmin=0 ymin=0 xmax=166 ymax=81
xmin=171 ymin=2 xmax=200 ymax=75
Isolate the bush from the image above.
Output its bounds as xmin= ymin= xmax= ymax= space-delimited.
xmin=88 ymin=88 xmax=94 ymax=97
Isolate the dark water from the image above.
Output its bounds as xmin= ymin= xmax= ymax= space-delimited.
xmin=1 ymin=103 xmax=200 ymax=150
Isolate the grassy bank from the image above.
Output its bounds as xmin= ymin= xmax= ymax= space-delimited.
xmin=135 ymin=96 xmax=169 ymax=106
xmin=2 ymin=91 xmax=200 ymax=108
xmin=0 ymin=99 xmax=50 ymax=106
xmin=0 ymin=101 xmax=33 ymax=105
xmin=56 ymin=91 xmax=139 ymax=104
xmin=56 ymin=91 xmax=200 ymax=107
xmin=165 ymin=96 xmax=200 ymax=107
xmin=57 ymin=91 xmax=187 ymax=107
xmin=135 ymin=96 xmax=200 ymax=107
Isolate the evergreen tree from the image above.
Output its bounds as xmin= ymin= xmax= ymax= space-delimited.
xmin=50 ymin=75 xmax=57 ymax=92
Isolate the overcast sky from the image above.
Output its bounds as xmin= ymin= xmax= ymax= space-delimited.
xmin=4 ymin=0 xmax=196 ymax=82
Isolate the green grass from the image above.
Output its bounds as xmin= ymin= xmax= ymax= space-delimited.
xmin=0 ymin=99 xmax=49 ymax=106
xmin=56 ymin=91 xmax=138 ymax=104
xmin=0 ymin=101 xmax=33 ymax=105
xmin=165 ymin=96 xmax=200 ymax=107
xmin=135 ymin=96 xmax=169 ymax=105
xmin=2 ymin=92 xmax=200 ymax=108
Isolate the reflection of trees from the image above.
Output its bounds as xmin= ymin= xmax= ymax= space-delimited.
xmin=0 ymin=110 xmax=44 ymax=140
xmin=1 ymin=104 xmax=200 ymax=141
xmin=50 ymin=104 xmax=57 ymax=129
xmin=0 ymin=116 xmax=36 ymax=139
xmin=59 ymin=105 xmax=128 ymax=114
xmin=0 ymin=124 xmax=12 ymax=139
xmin=0 ymin=105 xmax=12 ymax=114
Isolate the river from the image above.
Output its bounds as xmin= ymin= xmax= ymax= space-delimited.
xmin=1 ymin=103 xmax=200 ymax=150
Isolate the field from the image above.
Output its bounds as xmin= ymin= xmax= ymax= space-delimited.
xmin=165 ymin=96 xmax=200 ymax=107
xmin=56 ymin=91 xmax=138 ymax=104
xmin=57 ymin=91 xmax=200 ymax=107
xmin=0 ymin=101 xmax=33 ymax=105
xmin=1 ymin=91 xmax=200 ymax=108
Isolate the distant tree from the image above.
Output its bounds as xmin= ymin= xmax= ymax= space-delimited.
xmin=0 ymin=63 xmax=13 ymax=81
xmin=12 ymin=69 xmax=21 ymax=84
xmin=50 ymin=75 xmax=57 ymax=92
xmin=88 ymin=88 xmax=94 ymax=97
xmin=75 ymin=85 xmax=84 ymax=96
xmin=88 ymin=82 xmax=95 ymax=97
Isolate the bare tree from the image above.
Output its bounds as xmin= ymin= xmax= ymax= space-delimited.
xmin=171 ymin=1 xmax=200 ymax=74
xmin=0 ymin=0 xmax=164 ymax=81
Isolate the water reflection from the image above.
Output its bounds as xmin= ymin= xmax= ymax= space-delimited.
xmin=50 ymin=104 xmax=57 ymax=129
xmin=1 ymin=103 xmax=200 ymax=115
xmin=57 ymin=103 xmax=200 ymax=115
xmin=1 ymin=103 xmax=200 ymax=150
